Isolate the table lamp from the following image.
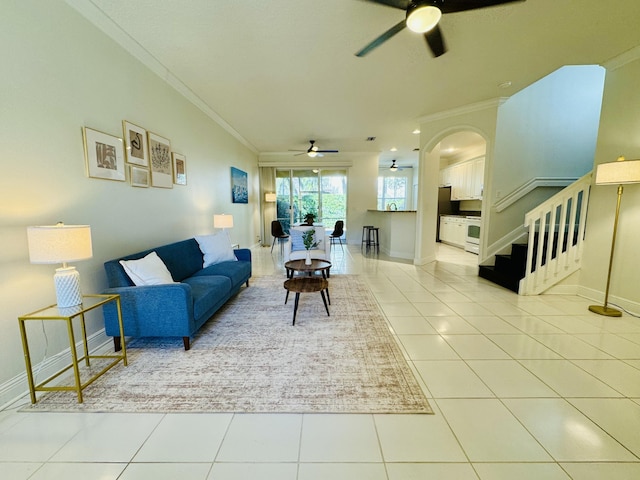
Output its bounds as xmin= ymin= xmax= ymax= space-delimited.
xmin=27 ymin=223 xmax=93 ymax=308
xmin=588 ymin=156 xmax=640 ymax=317
xmin=213 ymin=214 xmax=234 ymax=231
xmin=265 ymin=193 xmax=277 ymax=203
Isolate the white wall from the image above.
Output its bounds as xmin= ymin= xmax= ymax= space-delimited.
xmin=0 ymin=1 xmax=259 ymax=396
xmin=579 ymin=51 xmax=640 ymax=310
xmin=489 ymin=66 xmax=606 ymax=243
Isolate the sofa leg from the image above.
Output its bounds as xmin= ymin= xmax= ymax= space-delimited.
xmin=113 ymin=336 xmax=122 ymax=352
xmin=246 ymin=279 xmax=249 ymax=287
xmin=183 ymin=337 xmax=190 ymax=350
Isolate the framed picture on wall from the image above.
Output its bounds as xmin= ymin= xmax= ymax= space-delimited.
xmin=122 ymin=121 xmax=149 ymax=167
xmin=148 ymin=131 xmax=173 ymax=188
xmin=129 ymin=165 xmax=150 ymax=188
xmin=172 ymin=152 xmax=187 ymax=185
xmin=231 ymin=167 xmax=248 ymax=203
xmin=82 ymin=127 xmax=126 ymax=182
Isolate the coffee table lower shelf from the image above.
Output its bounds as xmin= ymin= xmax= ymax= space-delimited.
xmin=283 ymin=277 xmax=330 ymax=325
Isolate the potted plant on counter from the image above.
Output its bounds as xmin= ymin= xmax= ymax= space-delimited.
xmin=303 ymin=212 xmax=316 ymax=226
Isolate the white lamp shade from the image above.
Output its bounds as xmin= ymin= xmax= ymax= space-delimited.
xmin=27 ymin=224 xmax=93 ymax=264
xmin=595 ymin=158 xmax=640 ymax=185
xmin=213 ymin=214 xmax=234 ymax=229
xmin=265 ymin=193 xmax=277 ymax=203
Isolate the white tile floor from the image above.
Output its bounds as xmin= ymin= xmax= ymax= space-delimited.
xmin=2 ymin=243 xmax=640 ymax=479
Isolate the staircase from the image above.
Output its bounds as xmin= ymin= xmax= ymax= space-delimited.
xmin=479 ymin=172 xmax=592 ymax=294
xmin=479 ymin=243 xmax=528 ymax=293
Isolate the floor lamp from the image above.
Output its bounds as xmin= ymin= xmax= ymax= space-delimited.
xmin=588 ymin=156 xmax=640 ymax=317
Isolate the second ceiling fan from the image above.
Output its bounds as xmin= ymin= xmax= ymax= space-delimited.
xmin=355 ymin=0 xmax=526 ymax=58
xmin=290 ymin=140 xmax=339 ymax=158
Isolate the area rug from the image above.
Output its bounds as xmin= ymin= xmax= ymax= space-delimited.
xmin=26 ymin=274 xmax=432 ymax=414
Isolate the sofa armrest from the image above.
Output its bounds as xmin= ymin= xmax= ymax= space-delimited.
xmin=102 ymin=283 xmax=195 ymax=338
xmin=234 ymin=248 xmax=252 ymax=263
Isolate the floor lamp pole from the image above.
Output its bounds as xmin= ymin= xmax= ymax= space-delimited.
xmin=588 ymin=185 xmax=623 ymax=317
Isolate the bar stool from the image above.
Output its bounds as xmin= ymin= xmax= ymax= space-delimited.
xmin=361 ymin=225 xmax=373 ymax=249
xmin=367 ymin=227 xmax=380 ymax=253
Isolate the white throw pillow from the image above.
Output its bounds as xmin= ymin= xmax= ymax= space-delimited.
xmin=195 ymin=231 xmax=237 ymax=267
xmin=119 ymin=251 xmax=176 ymax=286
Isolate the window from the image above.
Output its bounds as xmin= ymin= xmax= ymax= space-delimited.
xmin=377 ymin=175 xmax=407 ymax=210
xmin=275 ymin=169 xmax=347 ymax=232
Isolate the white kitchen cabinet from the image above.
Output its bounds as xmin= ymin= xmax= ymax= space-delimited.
xmin=441 ymin=157 xmax=484 ymax=200
xmin=471 ymin=157 xmax=484 ymax=199
xmin=440 ymin=216 xmax=466 ymax=248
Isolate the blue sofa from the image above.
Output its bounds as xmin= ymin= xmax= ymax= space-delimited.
xmin=102 ymin=238 xmax=251 ymax=350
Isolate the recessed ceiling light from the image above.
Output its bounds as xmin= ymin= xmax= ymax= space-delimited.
xmin=412 ymin=129 xmax=421 ymax=134
xmin=390 ymin=147 xmax=397 ymax=152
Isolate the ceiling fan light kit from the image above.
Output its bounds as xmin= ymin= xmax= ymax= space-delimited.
xmin=406 ymin=3 xmax=441 ymax=33
xmin=356 ymin=0 xmax=525 ymax=58
xmin=289 ymin=140 xmax=339 ymax=157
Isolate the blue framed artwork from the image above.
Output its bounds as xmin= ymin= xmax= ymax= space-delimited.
xmin=231 ymin=167 xmax=248 ymax=204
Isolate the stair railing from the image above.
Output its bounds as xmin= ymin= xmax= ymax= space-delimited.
xmin=519 ymin=172 xmax=592 ymax=295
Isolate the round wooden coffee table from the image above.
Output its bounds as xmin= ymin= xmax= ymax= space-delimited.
xmin=284 ymin=259 xmax=331 ymax=306
xmin=284 ymin=259 xmax=332 ymax=279
xmin=283 ymin=277 xmax=330 ymax=325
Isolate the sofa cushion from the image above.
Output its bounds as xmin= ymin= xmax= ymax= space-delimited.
xmin=182 ymin=275 xmax=232 ymax=320
xmin=195 ymin=231 xmax=237 ymax=267
xmin=119 ymin=251 xmax=176 ymax=286
xmin=105 ymin=239 xmax=205 ymax=287
xmin=194 ymin=260 xmax=252 ymax=286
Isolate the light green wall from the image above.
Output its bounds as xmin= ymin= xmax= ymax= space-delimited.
xmin=0 ymin=0 xmax=259 ymax=393
xmin=580 ymin=53 xmax=640 ymax=309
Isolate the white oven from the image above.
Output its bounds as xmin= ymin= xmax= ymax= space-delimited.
xmin=465 ymin=216 xmax=481 ymax=254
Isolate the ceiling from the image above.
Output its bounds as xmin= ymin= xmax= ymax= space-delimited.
xmin=74 ymin=0 xmax=640 ymax=167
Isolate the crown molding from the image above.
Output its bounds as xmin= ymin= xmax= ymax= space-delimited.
xmin=417 ymin=98 xmax=507 ymax=124
xmin=603 ymin=44 xmax=640 ymax=71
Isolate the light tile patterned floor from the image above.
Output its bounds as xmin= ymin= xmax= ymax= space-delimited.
xmin=1 ymin=243 xmax=640 ymax=479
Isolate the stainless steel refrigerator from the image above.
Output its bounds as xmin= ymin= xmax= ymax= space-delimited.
xmin=437 ymin=187 xmax=460 ymax=242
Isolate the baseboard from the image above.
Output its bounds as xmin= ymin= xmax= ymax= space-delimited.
xmin=414 ymin=253 xmax=436 ymax=265
xmin=0 ymin=328 xmax=112 ymax=410
xmin=542 ymin=284 xmax=579 ymax=295
xmin=577 ymin=286 xmax=640 ymax=317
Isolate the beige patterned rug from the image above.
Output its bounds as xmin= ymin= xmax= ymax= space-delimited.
xmin=26 ymin=274 xmax=432 ymax=414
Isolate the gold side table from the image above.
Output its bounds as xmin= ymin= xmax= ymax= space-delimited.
xmin=18 ymin=294 xmax=127 ymax=404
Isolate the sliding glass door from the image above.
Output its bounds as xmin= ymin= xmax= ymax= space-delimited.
xmin=275 ymin=169 xmax=347 ymax=233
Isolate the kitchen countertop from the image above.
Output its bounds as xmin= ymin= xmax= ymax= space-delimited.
xmin=368 ymin=209 xmax=417 ymax=212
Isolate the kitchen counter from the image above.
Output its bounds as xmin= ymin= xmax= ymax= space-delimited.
xmin=368 ymin=209 xmax=417 ymax=213
xmin=365 ymin=210 xmax=416 ymax=260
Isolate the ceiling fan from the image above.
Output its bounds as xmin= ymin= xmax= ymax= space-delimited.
xmin=389 ymin=160 xmax=405 ymax=172
xmin=355 ymin=0 xmax=526 ymax=58
xmin=290 ymin=140 xmax=339 ymax=157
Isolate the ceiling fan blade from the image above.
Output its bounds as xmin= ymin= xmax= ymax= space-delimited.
xmin=359 ymin=0 xmax=410 ymax=10
xmin=424 ymin=24 xmax=446 ymax=57
xmin=355 ymin=20 xmax=406 ymax=57
xmin=440 ymin=0 xmax=526 ymax=14
xmin=317 ymin=150 xmax=339 ymax=153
